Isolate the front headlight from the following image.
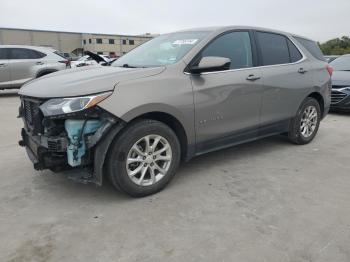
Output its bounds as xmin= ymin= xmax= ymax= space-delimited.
xmin=40 ymin=91 xmax=112 ymax=116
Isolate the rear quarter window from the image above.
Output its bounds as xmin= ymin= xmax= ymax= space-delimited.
xmin=294 ymin=37 xmax=326 ymax=61
xmin=287 ymin=39 xmax=303 ymax=62
xmin=31 ymin=50 xmax=46 ymax=59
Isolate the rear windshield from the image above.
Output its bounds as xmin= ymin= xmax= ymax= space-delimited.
xmin=330 ymin=56 xmax=350 ymax=71
xmin=294 ymin=37 xmax=326 ymax=61
xmin=54 ymin=51 xmax=67 ymax=59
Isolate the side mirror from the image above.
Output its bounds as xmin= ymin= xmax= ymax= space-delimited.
xmin=189 ymin=56 xmax=231 ymax=74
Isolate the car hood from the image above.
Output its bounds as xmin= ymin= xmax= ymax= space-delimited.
xmin=332 ymin=71 xmax=350 ymax=87
xmin=86 ymin=51 xmax=107 ymax=63
xmin=19 ymin=66 xmax=165 ymax=98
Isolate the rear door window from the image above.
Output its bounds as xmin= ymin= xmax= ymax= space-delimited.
xmin=294 ymin=37 xmax=325 ymax=61
xmin=200 ymin=31 xmax=253 ymax=70
xmin=256 ymin=32 xmax=290 ymax=66
xmin=9 ymin=48 xmax=46 ymax=59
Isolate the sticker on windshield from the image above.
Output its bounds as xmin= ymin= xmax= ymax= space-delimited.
xmin=172 ymin=39 xmax=198 ymax=45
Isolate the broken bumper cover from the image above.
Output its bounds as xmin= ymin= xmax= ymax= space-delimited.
xmin=19 ymin=128 xmax=68 ymax=171
xmin=19 ymin=120 xmax=125 ymax=186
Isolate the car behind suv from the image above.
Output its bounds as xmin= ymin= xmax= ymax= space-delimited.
xmin=18 ymin=26 xmax=331 ymax=197
xmin=0 ymin=45 xmax=70 ymax=90
xmin=329 ymin=55 xmax=350 ymax=111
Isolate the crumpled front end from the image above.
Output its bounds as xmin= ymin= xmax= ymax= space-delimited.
xmin=18 ymin=95 xmax=123 ymax=185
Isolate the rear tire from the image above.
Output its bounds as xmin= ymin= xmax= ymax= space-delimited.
xmin=288 ymin=97 xmax=321 ymax=145
xmin=106 ymin=119 xmax=181 ymax=197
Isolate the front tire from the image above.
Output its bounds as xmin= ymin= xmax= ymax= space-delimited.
xmin=288 ymin=97 xmax=321 ymax=145
xmin=106 ymin=119 xmax=181 ymax=197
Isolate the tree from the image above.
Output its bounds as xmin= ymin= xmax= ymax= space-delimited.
xmin=319 ymin=36 xmax=350 ymax=55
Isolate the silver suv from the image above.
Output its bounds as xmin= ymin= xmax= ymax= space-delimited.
xmin=0 ymin=45 xmax=69 ymax=90
xmin=18 ymin=26 xmax=331 ymax=197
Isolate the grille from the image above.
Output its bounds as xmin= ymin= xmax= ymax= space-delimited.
xmin=47 ymin=137 xmax=67 ymax=152
xmin=332 ymin=85 xmax=349 ymax=89
xmin=21 ymin=98 xmax=44 ymax=134
xmin=47 ymin=140 xmax=58 ymax=151
xmin=331 ymin=90 xmax=347 ymax=104
xmin=23 ymin=100 xmax=36 ymax=126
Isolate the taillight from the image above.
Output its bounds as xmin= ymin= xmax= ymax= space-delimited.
xmin=326 ymin=65 xmax=333 ymax=76
xmin=59 ymin=60 xmax=71 ymax=68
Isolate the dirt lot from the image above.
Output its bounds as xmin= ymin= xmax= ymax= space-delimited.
xmin=0 ymin=91 xmax=349 ymax=262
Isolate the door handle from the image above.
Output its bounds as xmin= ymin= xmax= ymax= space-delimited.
xmin=0 ymin=63 xmax=7 ymax=67
xmin=246 ymin=74 xmax=261 ymax=81
xmin=36 ymin=61 xmax=44 ymax=65
xmin=298 ymin=68 xmax=308 ymax=74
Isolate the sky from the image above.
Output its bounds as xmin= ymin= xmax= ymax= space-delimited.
xmin=0 ymin=0 xmax=349 ymax=43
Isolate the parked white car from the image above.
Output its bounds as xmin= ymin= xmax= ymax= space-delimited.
xmin=70 ymin=52 xmax=109 ymax=68
xmin=0 ymin=45 xmax=70 ymax=90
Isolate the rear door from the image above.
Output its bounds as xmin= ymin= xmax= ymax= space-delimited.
xmin=293 ymin=36 xmax=331 ymax=111
xmin=191 ymin=31 xmax=263 ymax=151
xmin=255 ymin=31 xmax=312 ymax=126
xmin=8 ymin=48 xmax=46 ymax=87
xmin=0 ymin=48 xmax=11 ymax=88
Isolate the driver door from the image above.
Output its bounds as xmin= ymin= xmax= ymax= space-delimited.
xmin=190 ymin=31 xmax=263 ymax=152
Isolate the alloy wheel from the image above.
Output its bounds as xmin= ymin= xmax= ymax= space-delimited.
xmin=126 ymin=135 xmax=172 ymax=186
xmin=300 ymin=105 xmax=318 ymax=138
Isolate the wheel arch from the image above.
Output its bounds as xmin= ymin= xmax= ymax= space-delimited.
xmin=36 ymin=69 xmax=58 ymax=78
xmin=116 ymin=103 xmax=196 ymax=159
xmin=307 ymin=92 xmax=325 ymax=117
xmin=93 ymin=108 xmax=195 ymax=186
xmin=129 ymin=111 xmax=190 ymax=162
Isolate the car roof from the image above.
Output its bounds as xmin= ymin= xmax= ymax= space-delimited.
xmin=173 ymin=25 xmax=313 ymax=41
xmin=0 ymin=44 xmax=57 ymax=52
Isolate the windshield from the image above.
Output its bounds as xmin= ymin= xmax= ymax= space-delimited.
xmin=112 ymin=31 xmax=210 ymax=68
xmin=330 ymin=56 xmax=350 ymax=71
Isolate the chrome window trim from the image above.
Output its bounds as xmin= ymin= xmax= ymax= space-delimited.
xmin=184 ymin=33 xmax=307 ymax=76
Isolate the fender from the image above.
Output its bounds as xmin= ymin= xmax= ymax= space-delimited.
xmin=102 ymin=102 xmax=196 ymax=150
xmin=93 ymin=121 xmax=126 ymax=186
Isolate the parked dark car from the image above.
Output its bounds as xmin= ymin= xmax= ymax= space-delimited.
xmin=325 ymin=55 xmax=339 ymax=63
xmin=329 ymin=55 xmax=350 ymax=111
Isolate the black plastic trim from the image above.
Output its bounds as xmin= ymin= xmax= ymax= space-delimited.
xmin=195 ymin=120 xmax=291 ymax=156
xmin=93 ymin=121 xmax=126 ymax=186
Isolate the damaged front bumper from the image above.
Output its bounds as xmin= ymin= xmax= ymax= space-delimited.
xmin=19 ymin=128 xmax=68 ymax=170
xmin=19 ymin=96 xmax=125 ymax=185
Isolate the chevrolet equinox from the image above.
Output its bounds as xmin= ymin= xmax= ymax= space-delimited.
xmin=18 ymin=26 xmax=332 ymax=197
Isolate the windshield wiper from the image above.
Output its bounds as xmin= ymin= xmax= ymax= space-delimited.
xmin=121 ymin=64 xmax=138 ymax=68
xmin=119 ymin=64 xmax=150 ymax=68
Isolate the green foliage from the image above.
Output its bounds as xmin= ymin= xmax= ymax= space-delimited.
xmin=319 ymin=36 xmax=350 ymax=55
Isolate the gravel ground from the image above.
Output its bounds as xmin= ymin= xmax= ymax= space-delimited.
xmin=0 ymin=90 xmax=349 ymax=262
